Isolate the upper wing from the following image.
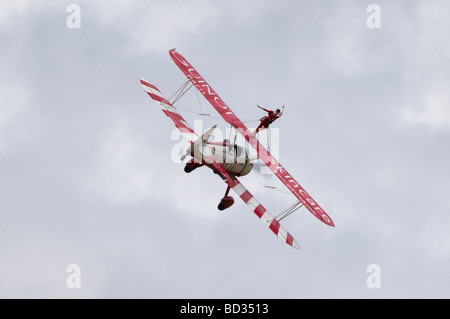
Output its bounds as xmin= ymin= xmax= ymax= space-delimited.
xmin=170 ymin=50 xmax=245 ymax=128
xmin=139 ymin=77 xmax=197 ymax=142
xmin=169 ymin=49 xmax=334 ymax=227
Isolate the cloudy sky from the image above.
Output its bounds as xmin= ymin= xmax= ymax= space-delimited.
xmin=1 ymin=0 xmax=450 ymax=298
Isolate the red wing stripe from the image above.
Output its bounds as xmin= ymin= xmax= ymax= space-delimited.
xmin=147 ymin=92 xmax=166 ymax=103
xmin=240 ymin=191 xmax=252 ymax=203
xmin=162 ymin=110 xmax=194 ymax=134
xmin=286 ymin=232 xmax=294 ymax=246
xmin=269 ymin=219 xmax=281 ymax=235
xmin=140 ymin=79 xmax=159 ymax=92
xmin=254 ymin=204 xmax=266 ymax=218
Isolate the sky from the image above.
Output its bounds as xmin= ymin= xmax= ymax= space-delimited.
xmin=1 ymin=0 xmax=450 ymax=298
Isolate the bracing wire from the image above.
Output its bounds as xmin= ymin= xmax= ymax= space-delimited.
xmin=194 ymin=87 xmax=213 ymax=128
xmin=167 ymin=79 xmax=191 ymax=105
xmin=239 ymin=176 xmax=293 ymax=196
xmin=172 ymin=83 xmax=193 ymax=105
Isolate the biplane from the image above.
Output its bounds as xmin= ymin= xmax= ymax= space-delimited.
xmin=139 ymin=49 xmax=334 ymax=249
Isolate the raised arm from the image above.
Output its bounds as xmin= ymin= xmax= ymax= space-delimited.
xmin=257 ymin=104 xmax=271 ymax=113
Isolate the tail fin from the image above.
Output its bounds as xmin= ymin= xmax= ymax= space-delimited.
xmin=188 ymin=125 xmax=217 ymax=163
xmin=195 ymin=125 xmax=217 ymax=145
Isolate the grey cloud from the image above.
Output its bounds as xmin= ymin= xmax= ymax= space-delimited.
xmin=1 ymin=0 xmax=449 ymax=298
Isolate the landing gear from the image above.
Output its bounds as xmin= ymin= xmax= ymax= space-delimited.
xmin=184 ymin=160 xmax=202 ymax=173
xmin=218 ymin=186 xmax=234 ymax=211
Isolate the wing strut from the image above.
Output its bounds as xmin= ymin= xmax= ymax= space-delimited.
xmin=273 ymin=201 xmax=304 ymax=222
xmin=167 ymin=79 xmax=193 ymax=105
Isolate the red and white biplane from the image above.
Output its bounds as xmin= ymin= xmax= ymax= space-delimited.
xmin=139 ymin=49 xmax=334 ymax=249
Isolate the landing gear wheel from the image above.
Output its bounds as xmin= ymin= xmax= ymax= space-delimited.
xmin=217 ymin=196 xmax=234 ymax=211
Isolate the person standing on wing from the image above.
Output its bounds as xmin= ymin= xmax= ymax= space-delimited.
xmin=253 ymin=104 xmax=284 ymax=135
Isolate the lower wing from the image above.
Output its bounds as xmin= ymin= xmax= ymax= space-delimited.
xmin=225 ymin=174 xmax=300 ymax=249
xmin=205 ymin=155 xmax=300 ymax=249
xmin=139 ymin=77 xmax=197 ymax=142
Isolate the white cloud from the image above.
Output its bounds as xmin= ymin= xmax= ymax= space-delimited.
xmin=88 ymin=0 xmax=219 ymax=56
xmin=87 ymin=0 xmax=282 ymax=56
xmin=88 ymin=125 xmax=157 ymax=204
xmin=402 ymin=86 xmax=450 ymax=127
xmin=398 ymin=1 xmax=450 ymax=128
xmin=0 ymin=83 xmax=30 ymax=153
xmin=0 ymin=1 xmax=29 ymax=30
xmin=0 ymin=1 xmax=61 ymax=34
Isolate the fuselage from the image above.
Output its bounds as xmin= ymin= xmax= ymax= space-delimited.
xmin=187 ymin=141 xmax=253 ymax=177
